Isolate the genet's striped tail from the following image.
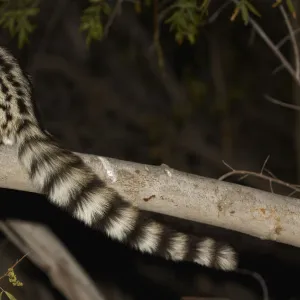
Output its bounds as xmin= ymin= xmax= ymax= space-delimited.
xmin=16 ymin=118 xmax=238 ymax=271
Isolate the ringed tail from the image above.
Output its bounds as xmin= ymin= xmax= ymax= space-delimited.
xmin=16 ymin=119 xmax=238 ymax=271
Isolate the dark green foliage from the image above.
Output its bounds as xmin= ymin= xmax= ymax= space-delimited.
xmin=0 ymin=0 xmax=296 ymax=48
xmin=79 ymin=0 xmax=111 ymax=46
xmin=0 ymin=0 xmax=39 ymax=48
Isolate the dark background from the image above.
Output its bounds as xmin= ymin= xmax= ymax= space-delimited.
xmin=0 ymin=1 xmax=299 ymax=299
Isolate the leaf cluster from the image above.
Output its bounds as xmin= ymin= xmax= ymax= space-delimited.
xmin=6 ymin=268 xmax=23 ymax=287
xmin=0 ymin=0 xmax=296 ymax=48
xmin=230 ymin=0 xmax=261 ymax=24
xmin=164 ymin=0 xmax=210 ymax=44
xmin=162 ymin=0 xmax=295 ymax=44
xmin=0 ymin=253 xmax=28 ymax=300
xmin=272 ymin=0 xmax=296 ymax=18
xmin=79 ymin=0 xmax=111 ymax=46
xmin=0 ymin=0 xmax=39 ymax=48
xmin=231 ymin=0 xmax=295 ymax=24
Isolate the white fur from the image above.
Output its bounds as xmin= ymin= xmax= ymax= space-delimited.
xmin=135 ymin=221 xmax=162 ymax=254
xmin=2 ymin=136 xmax=14 ymax=145
xmin=19 ymin=137 xmax=55 ymax=171
xmin=33 ymin=153 xmax=77 ymax=189
xmin=167 ymin=233 xmax=187 ymax=261
xmin=74 ymin=190 xmax=111 ymax=225
xmin=105 ymin=206 xmax=138 ymax=242
xmin=216 ymin=245 xmax=237 ymax=271
xmin=194 ymin=238 xmax=215 ymax=267
xmin=17 ymin=125 xmax=43 ymax=143
xmin=48 ymin=169 xmax=90 ymax=207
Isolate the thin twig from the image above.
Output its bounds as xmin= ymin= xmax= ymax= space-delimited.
xmin=207 ymin=0 xmax=231 ymax=24
xmin=250 ymin=17 xmax=298 ymax=83
xmin=280 ymin=5 xmax=300 ymax=79
xmin=248 ymin=27 xmax=256 ymax=46
xmin=260 ymin=155 xmax=270 ymax=174
xmin=220 ymin=161 xmax=300 ymax=194
xmin=238 ymin=174 xmax=249 ymax=181
xmin=273 ymin=27 xmax=300 ymax=73
xmin=34 ymin=0 xmax=69 ymax=55
xmin=153 ymin=0 xmax=165 ymax=69
xmin=0 ymin=252 xmax=29 ymax=281
xmin=236 ymin=269 xmax=269 ymax=300
xmin=104 ymin=0 xmax=123 ymax=37
xmin=230 ymin=0 xmax=299 ymax=85
xmin=158 ymin=3 xmax=175 ymax=23
xmin=264 ymin=168 xmax=278 ymax=179
xmin=219 ymin=169 xmax=300 ymax=193
xmin=265 ymin=94 xmax=300 ymax=111
xmin=288 ymin=190 xmax=298 ymax=197
xmin=269 ymin=179 xmax=274 ymax=194
xmin=272 ymin=64 xmax=285 ymax=75
xmin=276 ymin=28 xmax=300 ymax=49
xmin=222 ymin=160 xmax=234 ymax=171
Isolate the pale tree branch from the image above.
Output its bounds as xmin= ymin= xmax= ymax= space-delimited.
xmin=0 ymin=221 xmax=106 ymax=300
xmin=1 ymin=146 xmax=300 ymax=250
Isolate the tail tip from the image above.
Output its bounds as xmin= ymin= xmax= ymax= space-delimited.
xmin=195 ymin=238 xmax=238 ymax=271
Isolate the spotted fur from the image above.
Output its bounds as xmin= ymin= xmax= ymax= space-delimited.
xmin=0 ymin=46 xmax=238 ymax=271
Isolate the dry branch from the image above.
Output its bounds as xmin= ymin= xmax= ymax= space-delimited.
xmin=0 ymin=221 xmax=106 ymax=300
xmin=0 ymin=146 xmax=300 ymax=249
